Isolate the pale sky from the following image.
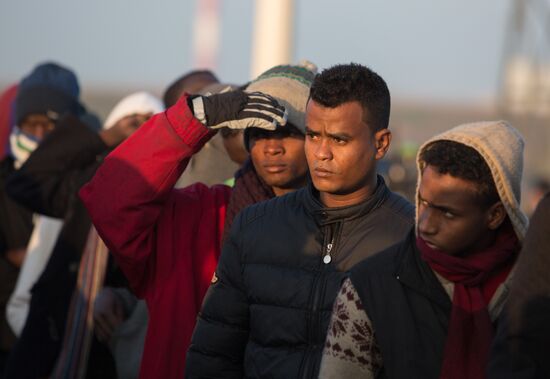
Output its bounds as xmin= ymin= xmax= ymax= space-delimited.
xmin=1 ymin=0 xmax=511 ymax=103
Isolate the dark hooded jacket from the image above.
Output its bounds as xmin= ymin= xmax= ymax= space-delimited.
xmin=488 ymin=194 xmax=550 ymax=379
xmin=0 ymin=63 xmax=88 ymax=374
xmin=4 ymin=116 xmax=125 ymax=378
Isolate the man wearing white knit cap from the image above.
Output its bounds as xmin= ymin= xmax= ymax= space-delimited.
xmin=320 ymin=120 xmax=527 ymax=379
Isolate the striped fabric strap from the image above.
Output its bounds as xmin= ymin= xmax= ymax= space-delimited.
xmin=51 ymin=226 xmax=109 ymax=379
xmin=9 ymin=127 xmax=39 ymax=169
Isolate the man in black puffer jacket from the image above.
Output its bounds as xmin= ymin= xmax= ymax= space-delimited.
xmin=186 ymin=63 xmax=414 ymax=379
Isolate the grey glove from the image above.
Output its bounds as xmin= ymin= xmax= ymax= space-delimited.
xmin=190 ymin=90 xmax=287 ymax=131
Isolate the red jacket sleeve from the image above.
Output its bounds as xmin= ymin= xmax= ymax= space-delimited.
xmin=79 ymin=95 xmax=216 ymax=297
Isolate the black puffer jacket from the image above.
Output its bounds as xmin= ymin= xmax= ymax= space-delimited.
xmin=186 ymin=177 xmax=414 ymax=378
xmin=350 ymin=230 xmax=451 ymax=379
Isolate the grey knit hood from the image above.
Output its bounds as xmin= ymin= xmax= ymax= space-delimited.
xmin=416 ymin=120 xmax=528 ymax=241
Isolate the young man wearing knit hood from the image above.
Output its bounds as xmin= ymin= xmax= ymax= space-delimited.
xmin=185 ymin=63 xmax=414 ymax=378
xmin=79 ymin=63 xmax=316 ymax=379
xmin=319 ymin=121 xmax=528 ymax=379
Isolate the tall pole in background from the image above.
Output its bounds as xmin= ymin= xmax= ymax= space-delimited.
xmin=192 ymin=0 xmax=221 ymax=70
xmin=498 ymin=0 xmax=550 ymax=117
xmin=497 ymin=0 xmax=550 ymax=178
xmin=251 ymin=0 xmax=295 ymax=78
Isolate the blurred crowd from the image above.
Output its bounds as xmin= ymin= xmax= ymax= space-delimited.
xmin=0 ymin=60 xmax=548 ymax=379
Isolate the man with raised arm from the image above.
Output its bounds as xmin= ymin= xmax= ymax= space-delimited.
xmin=80 ymin=63 xmax=316 ymax=379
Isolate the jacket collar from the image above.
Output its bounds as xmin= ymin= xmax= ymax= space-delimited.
xmin=304 ymin=175 xmax=390 ymax=226
xmin=395 ymin=230 xmax=452 ymax=311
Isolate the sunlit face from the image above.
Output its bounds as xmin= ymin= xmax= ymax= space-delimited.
xmin=249 ymin=125 xmax=308 ymax=196
xmin=305 ymin=100 xmax=390 ymax=206
xmin=19 ymin=114 xmax=55 ymax=140
xmin=118 ymin=113 xmax=153 ymax=130
xmin=417 ymin=164 xmax=505 ymax=256
xmin=110 ymin=112 xmax=154 ymax=140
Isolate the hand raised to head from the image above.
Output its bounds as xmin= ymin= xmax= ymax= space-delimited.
xmin=190 ymin=90 xmax=287 ymax=131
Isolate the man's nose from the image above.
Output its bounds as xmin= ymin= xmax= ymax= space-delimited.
xmin=418 ymin=207 xmax=437 ymax=236
xmin=313 ymin=140 xmax=332 ymax=161
xmin=264 ymin=138 xmax=284 ymax=155
xmin=31 ymin=125 xmax=49 ymax=140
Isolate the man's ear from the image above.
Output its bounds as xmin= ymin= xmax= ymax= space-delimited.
xmin=374 ymin=129 xmax=392 ymax=160
xmin=487 ymin=201 xmax=507 ymax=230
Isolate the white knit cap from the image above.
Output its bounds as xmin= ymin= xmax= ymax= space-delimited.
xmin=103 ymin=91 xmax=164 ymax=130
xmin=416 ymin=120 xmax=528 ymax=240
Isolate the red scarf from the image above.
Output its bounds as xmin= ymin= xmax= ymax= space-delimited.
xmin=417 ymin=222 xmax=519 ymax=379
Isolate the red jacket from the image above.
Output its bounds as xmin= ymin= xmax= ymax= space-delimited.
xmin=0 ymin=84 xmax=17 ymax=159
xmin=80 ymin=96 xmax=231 ymax=379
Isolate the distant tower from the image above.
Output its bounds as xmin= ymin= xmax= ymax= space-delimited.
xmin=192 ymin=0 xmax=221 ymax=70
xmin=498 ymin=0 xmax=550 ymax=116
xmin=250 ymin=0 xmax=295 ymax=78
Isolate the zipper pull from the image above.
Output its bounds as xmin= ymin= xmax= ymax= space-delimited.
xmin=323 ymin=243 xmax=333 ymax=264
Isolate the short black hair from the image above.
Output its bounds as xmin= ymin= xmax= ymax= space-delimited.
xmin=163 ymin=70 xmax=218 ymax=107
xmin=420 ymin=140 xmax=499 ymax=207
xmin=309 ymin=63 xmax=390 ymax=132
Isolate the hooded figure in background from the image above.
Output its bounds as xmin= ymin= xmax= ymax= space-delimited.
xmin=4 ymin=91 xmax=162 ymax=379
xmin=0 ymin=62 xmax=86 ymax=374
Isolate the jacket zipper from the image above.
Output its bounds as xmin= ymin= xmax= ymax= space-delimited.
xmin=323 ymin=239 xmax=334 ymax=264
xmin=302 ymin=224 xmax=337 ymax=378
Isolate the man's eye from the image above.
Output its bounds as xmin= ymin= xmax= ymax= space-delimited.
xmin=444 ymin=211 xmax=455 ymax=219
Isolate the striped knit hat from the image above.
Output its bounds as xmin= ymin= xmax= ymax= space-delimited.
xmin=245 ymin=60 xmax=317 ymax=134
xmin=416 ymin=120 xmax=528 ymax=240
